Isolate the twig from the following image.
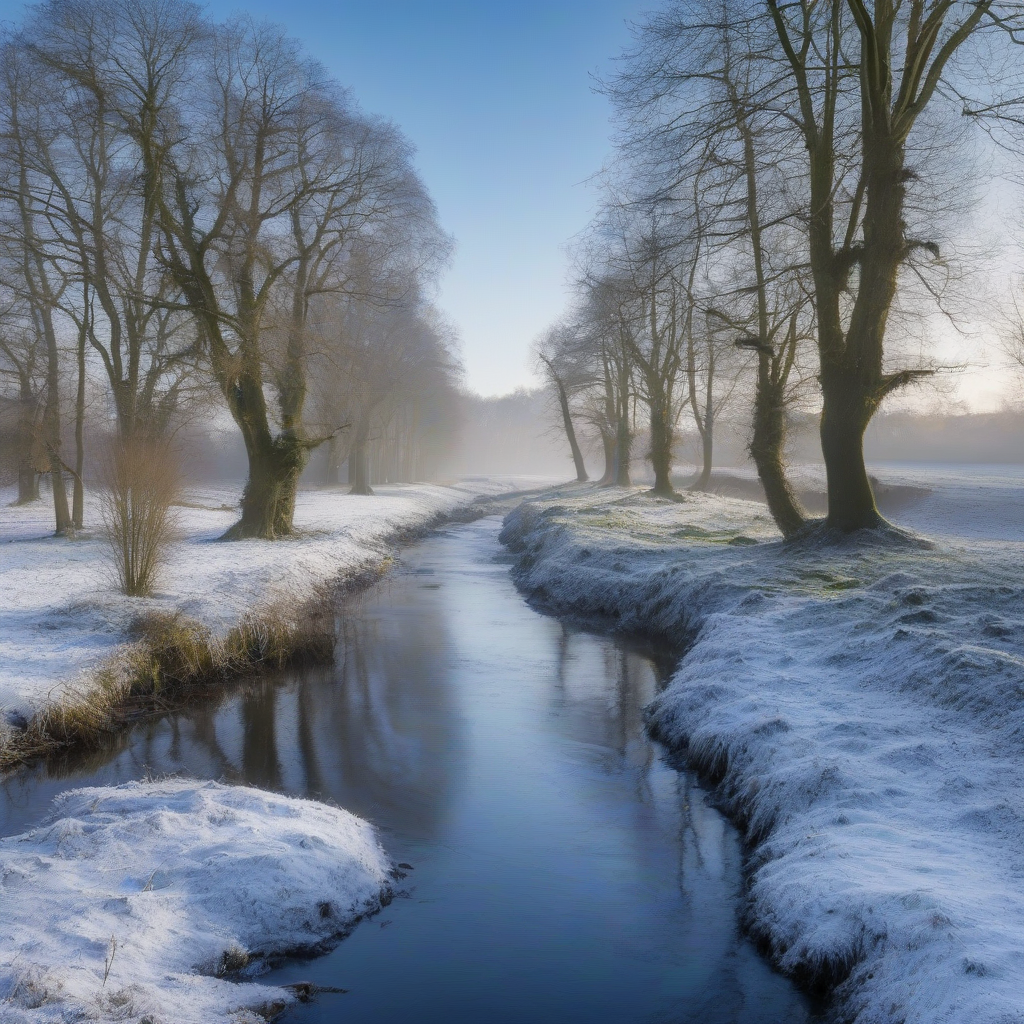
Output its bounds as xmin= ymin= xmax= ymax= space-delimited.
xmin=102 ymin=935 xmax=117 ymax=988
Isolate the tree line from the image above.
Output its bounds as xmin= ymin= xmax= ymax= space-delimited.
xmin=0 ymin=0 xmax=461 ymax=539
xmin=539 ymin=0 xmax=1024 ymax=535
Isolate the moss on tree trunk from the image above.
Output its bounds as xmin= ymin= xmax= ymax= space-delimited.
xmin=750 ymin=361 xmax=805 ymax=539
xmin=648 ymin=400 xmax=675 ymax=497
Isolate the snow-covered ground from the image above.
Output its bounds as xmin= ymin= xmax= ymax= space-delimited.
xmin=500 ymin=471 xmax=1024 ymax=1024
xmin=0 ymin=480 xmax=516 ymax=728
xmin=868 ymin=462 xmax=1024 ymax=542
xmin=0 ymin=779 xmax=391 ymax=1023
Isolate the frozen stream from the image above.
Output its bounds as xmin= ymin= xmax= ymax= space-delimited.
xmin=0 ymin=516 xmax=811 ymax=1023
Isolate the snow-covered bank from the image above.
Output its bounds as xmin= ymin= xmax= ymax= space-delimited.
xmin=0 ymin=779 xmax=391 ymax=1023
xmin=0 ymin=480 xmax=515 ymax=732
xmin=501 ymin=484 xmax=1024 ymax=1024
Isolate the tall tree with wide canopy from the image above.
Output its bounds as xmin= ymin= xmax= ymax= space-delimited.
xmin=766 ymin=0 xmax=1014 ymax=530
xmin=151 ymin=16 xmax=445 ymax=537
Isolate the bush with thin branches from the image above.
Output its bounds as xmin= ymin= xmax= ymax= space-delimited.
xmin=99 ymin=439 xmax=180 ymax=597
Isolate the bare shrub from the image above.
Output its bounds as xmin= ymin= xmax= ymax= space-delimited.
xmin=99 ymin=439 xmax=180 ymax=597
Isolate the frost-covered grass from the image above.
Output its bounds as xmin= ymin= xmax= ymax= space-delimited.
xmin=0 ymin=480 xmax=516 ymax=757
xmin=0 ymin=779 xmax=391 ymax=1024
xmin=500 ymin=477 xmax=1024 ymax=1024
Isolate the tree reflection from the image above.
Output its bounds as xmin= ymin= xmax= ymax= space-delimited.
xmin=550 ymin=626 xmax=657 ymax=774
xmin=241 ymin=685 xmax=283 ymax=790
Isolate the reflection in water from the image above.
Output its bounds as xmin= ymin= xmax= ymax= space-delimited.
xmin=0 ymin=580 xmax=462 ymax=842
xmin=0 ymin=518 xmax=811 ymax=1024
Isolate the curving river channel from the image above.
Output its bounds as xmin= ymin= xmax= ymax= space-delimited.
xmin=0 ymin=516 xmax=812 ymax=1023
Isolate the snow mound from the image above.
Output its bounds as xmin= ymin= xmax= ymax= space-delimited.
xmin=502 ymin=482 xmax=1024 ymax=1024
xmin=0 ymin=779 xmax=391 ymax=1024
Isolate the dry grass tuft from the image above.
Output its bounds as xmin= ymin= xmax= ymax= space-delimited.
xmin=226 ymin=589 xmax=337 ymax=669
xmin=0 ymin=586 xmax=341 ymax=775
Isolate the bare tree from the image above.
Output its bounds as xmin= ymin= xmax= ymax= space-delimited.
xmin=0 ymin=40 xmax=73 ymax=534
xmin=0 ymin=0 xmax=457 ymax=542
xmin=588 ymin=203 xmax=700 ymax=498
xmin=999 ymin=282 xmax=1024 ymax=397
xmin=316 ymin=282 xmax=455 ymax=495
xmin=0 ymin=292 xmax=44 ymax=504
xmin=536 ymin=321 xmax=589 ymax=483
xmin=575 ymin=274 xmax=637 ymax=486
xmin=605 ymin=1 xmax=811 ymax=533
xmin=20 ymin=0 xmax=203 ymax=444
xmin=685 ymin=309 xmax=746 ymax=492
xmin=765 ymin=0 xmax=1018 ymax=530
xmin=151 ymin=17 xmax=445 ymax=536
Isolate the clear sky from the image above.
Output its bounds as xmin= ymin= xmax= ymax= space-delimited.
xmin=197 ymin=0 xmax=650 ymax=397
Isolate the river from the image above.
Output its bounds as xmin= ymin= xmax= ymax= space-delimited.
xmin=0 ymin=516 xmax=811 ymax=1023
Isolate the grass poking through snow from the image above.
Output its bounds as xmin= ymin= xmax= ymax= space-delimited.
xmin=0 ymin=562 xmax=388 ymax=774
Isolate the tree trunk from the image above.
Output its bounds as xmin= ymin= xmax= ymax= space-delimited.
xmin=17 ymin=461 xmax=39 ymax=504
xmin=271 ymin=429 xmax=310 ymax=537
xmin=273 ymin=465 xmax=300 ymax=537
xmin=554 ymin=378 xmax=588 ymax=483
xmin=324 ymin=434 xmax=340 ymax=485
xmin=598 ymin=429 xmax=615 ymax=485
xmin=349 ymin=426 xmax=373 ymax=496
xmin=43 ymin=355 xmax=71 ymax=536
xmin=814 ymin=128 xmax=902 ymax=531
xmin=72 ymin=318 xmax=86 ymax=530
xmin=693 ymin=411 xmax=713 ymax=491
xmin=648 ymin=398 xmax=674 ymax=497
xmin=15 ymin=390 xmax=39 ymax=504
xmin=614 ymin=404 xmax=631 ymax=487
xmin=34 ymin=272 xmax=70 ymax=534
xmin=819 ymin=380 xmax=879 ymax=532
xmin=690 ymin=365 xmax=715 ymax=491
xmin=224 ymin=426 xmax=306 ymax=540
xmin=220 ymin=441 xmax=304 ymax=540
xmin=750 ymin=362 xmax=805 ymax=538
xmin=47 ymin=452 xmax=71 ymax=536
xmin=211 ymin=336 xmax=309 ymax=538
xmin=230 ymin=448 xmax=285 ymax=540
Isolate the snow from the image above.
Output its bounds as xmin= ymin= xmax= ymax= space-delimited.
xmin=0 ymin=778 xmax=391 ymax=1024
xmin=0 ymin=480 xmax=517 ymax=728
xmin=500 ymin=473 xmax=1024 ymax=1024
xmin=867 ymin=462 xmax=1024 ymax=542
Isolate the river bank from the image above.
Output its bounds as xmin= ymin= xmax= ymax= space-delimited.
xmin=1 ymin=780 xmax=393 ymax=1024
xmin=499 ymin=480 xmax=1024 ymax=1024
xmin=0 ymin=480 xmax=519 ymax=770
xmin=2 ymin=516 xmax=810 ymax=1024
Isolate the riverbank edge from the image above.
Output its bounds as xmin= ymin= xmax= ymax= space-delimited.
xmin=0 ymin=488 xmax=523 ymax=776
xmin=496 ymin=489 xmax=956 ymax=1022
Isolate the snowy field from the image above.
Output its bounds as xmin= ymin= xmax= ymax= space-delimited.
xmin=500 ymin=466 xmax=1024 ymax=1024
xmin=0 ymin=479 xmax=516 ymax=728
xmin=0 ymin=779 xmax=391 ymax=1023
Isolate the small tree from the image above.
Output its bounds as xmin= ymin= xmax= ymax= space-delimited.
xmin=100 ymin=438 xmax=180 ymax=597
xmin=574 ymin=276 xmax=635 ymax=486
xmin=537 ymin=323 xmax=589 ymax=483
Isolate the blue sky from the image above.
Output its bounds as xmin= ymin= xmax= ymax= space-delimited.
xmin=0 ymin=1 xmax=1013 ymax=409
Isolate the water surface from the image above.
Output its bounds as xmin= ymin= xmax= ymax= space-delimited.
xmin=1 ymin=517 xmax=810 ymax=1023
